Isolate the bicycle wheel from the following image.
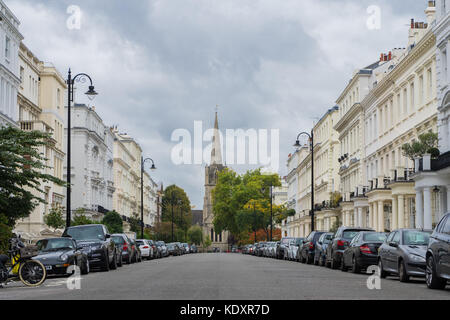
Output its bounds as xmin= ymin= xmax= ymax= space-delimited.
xmin=18 ymin=260 xmax=46 ymax=287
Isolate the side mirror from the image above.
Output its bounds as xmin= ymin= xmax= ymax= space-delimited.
xmin=77 ymin=246 xmax=83 ymax=251
xmin=105 ymin=234 xmax=111 ymax=239
xmin=318 ymin=241 xmax=322 ymax=245
xmin=389 ymin=242 xmax=398 ymax=248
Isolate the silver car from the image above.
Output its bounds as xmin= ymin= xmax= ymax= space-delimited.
xmin=288 ymin=238 xmax=305 ymax=261
xmin=378 ymin=229 xmax=432 ymax=282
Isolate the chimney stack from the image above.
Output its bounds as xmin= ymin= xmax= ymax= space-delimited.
xmin=425 ymin=1 xmax=436 ymax=27
xmin=411 ymin=18 xmax=415 ymax=29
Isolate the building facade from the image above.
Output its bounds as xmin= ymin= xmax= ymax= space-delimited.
xmin=15 ymin=43 xmax=66 ymax=239
xmin=414 ymin=0 xmax=450 ymax=229
xmin=0 ymin=0 xmax=22 ymax=127
xmin=65 ymin=104 xmax=115 ymax=220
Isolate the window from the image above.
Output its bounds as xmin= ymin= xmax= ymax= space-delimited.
xmin=392 ymin=231 xmax=401 ymax=244
xmin=442 ymin=216 xmax=450 ymax=235
xmin=20 ymin=67 xmax=24 ymax=84
xmin=419 ymin=75 xmax=424 ymax=105
xmin=410 ymin=82 xmax=415 ymax=111
xmin=5 ymin=36 xmax=10 ymax=59
xmin=427 ymin=68 xmax=433 ymax=99
xmin=403 ymin=88 xmax=408 ymax=115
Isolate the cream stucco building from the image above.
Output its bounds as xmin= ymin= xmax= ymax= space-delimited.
xmin=15 ymin=43 xmax=66 ymax=238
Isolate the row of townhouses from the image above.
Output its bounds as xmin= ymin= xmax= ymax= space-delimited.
xmin=282 ymin=1 xmax=450 ymax=237
xmin=0 ymin=0 xmax=161 ymax=240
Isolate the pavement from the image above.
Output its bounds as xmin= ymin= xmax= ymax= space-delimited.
xmin=0 ymin=253 xmax=449 ymax=300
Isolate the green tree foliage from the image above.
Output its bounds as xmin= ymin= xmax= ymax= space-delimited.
xmin=212 ymin=168 xmax=282 ymax=242
xmin=274 ymin=208 xmax=296 ymax=224
xmin=72 ymin=208 xmax=97 ymax=226
xmin=161 ymin=185 xmax=192 ymax=236
xmin=203 ymin=235 xmax=212 ymax=249
xmin=0 ymin=126 xmax=66 ymax=227
xmin=128 ymin=212 xmax=141 ymax=234
xmin=402 ymin=132 xmax=440 ymax=160
xmin=44 ymin=207 xmax=65 ymax=230
xmin=0 ymin=215 xmax=12 ymax=254
xmin=101 ymin=211 xmax=123 ymax=234
xmin=187 ymin=225 xmax=203 ymax=245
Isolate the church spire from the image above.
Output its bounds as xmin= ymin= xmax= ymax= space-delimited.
xmin=210 ymin=108 xmax=222 ymax=165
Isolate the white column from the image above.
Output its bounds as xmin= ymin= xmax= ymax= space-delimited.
xmin=415 ymin=188 xmax=424 ymax=228
xmin=378 ymin=201 xmax=384 ymax=232
xmin=392 ymin=196 xmax=398 ymax=230
xmin=423 ymin=187 xmax=432 ymax=230
xmin=358 ymin=207 xmax=363 ymax=227
xmin=398 ymin=195 xmax=405 ymax=229
xmin=372 ymin=202 xmax=378 ymax=231
xmin=440 ymin=187 xmax=448 ymax=222
xmin=354 ymin=208 xmax=358 ymax=227
xmin=368 ymin=204 xmax=373 ymax=229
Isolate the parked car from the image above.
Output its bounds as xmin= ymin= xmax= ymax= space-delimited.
xmin=136 ymin=239 xmax=153 ymax=260
xmin=314 ymin=233 xmax=333 ymax=266
xmin=266 ymin=242 xmax=277 ymax=258
xmin=341 ymin=231 xmax=387 ymax=273
xmin=34 ymin=237 xmax=89 ymax=275
xmin=156 ymin=241 xmax=169 ymax=257
xmin=190 ymin=244 xmax=198 ymax=253
xmin=325 ymin=227 xmax=374 ymax=269
xmin=287 ymin=238 xmax=305 ymax=261
xmin=299 ymin=231 xmax=326 ymax=264
xmin=378 ymin=229 xmax=432 ymax=282
xmin=181 ymin=243 xmax=190 ymax=254
xmin=111 ymin=233 xmax=131 ymax=265
xmin=129 ymin=239 xmax=142 ymax=263
xmin=426 ymin=213 xmax=450 ymax=289
xmin=167 ymin=243 xmax=181 ymax=256
xmin=277 ymin=238 xmax=294 ymax=259
xmin=62 ymin=224 xmax=118 ymax=272
xmin=147 ymin=240 xmax=159 ymax=258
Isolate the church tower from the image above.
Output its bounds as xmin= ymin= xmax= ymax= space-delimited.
xmin=203 ymin=110 xmax=228 ymax=251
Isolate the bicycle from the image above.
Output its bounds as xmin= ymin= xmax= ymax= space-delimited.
xmin=0 ymin=236 xmax=47 ymax=288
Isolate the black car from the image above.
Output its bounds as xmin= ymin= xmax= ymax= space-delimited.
xmin=341 ymin=232 xmax=387 ymax=273
xmin=167 ymin=242 xmax=182 ymax=256
xmin=325 ymin=227 xmax=374 ymax=269
xmin=63 ymin=224 xmax=118 ymax=272
xmin=299 ymin=231 xmax=325 ymax=264
xmin=314 ymin=233 xmax=333 ymax=266
xmin=426 ymin=213 xmax=450 ymax=290
xmin=111 ymin=234 xmax=132 ymax=264
xmin=277 ymin=237 xmax=294 ymax=259
xmin=34 ymin=237 xmax=89 ymax=275
xmin=378 ymin=229 xmax=432 ymax=282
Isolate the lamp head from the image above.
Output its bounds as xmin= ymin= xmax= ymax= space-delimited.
xmin=293 ymin=140 xmax=301 ymax=148
xmin=85 ymin=86 xmax=98 ymax=101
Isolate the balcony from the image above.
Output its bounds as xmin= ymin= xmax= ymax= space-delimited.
xmin=20 ymin=120 xmax=53 ymax=134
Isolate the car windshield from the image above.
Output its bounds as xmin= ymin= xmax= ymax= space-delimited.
xmin=403 ymin=230 xmax=431 ymax=246
xmin=136 ymin=241 xmax=145 ymax=245
xmin=64 ymin=225 xmax=105 ymax=241
xmin=323 ymin=234 xmax=333 ymax=243
xmin=363 ymin=233 xmax=387 ymax=242
xmin=342 ymin=230 xmax=362 ymax=240
xmin=112 ymin=236 xmax=124 ymax=245
xmin=281 ymin=238 xmax=292 ymax=244
xmin=37 ymin=238 xmax=74 ymax=252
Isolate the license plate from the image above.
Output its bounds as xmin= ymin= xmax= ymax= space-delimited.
xmin=45 ymin=265 xmax=52 ymax=270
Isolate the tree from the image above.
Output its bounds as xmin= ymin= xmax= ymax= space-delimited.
xmin=102 ymin=211 xmax=123 ymax=233
xmin=0 ymin=126 xmax=66 ymax=227
xmin=128 ymin=212 xmax=141 ymax=234
xmin=44 ymin=207 xmax=65 ymax=231
xmin=72 ymin=208 xmax=97 ymax=226
xmin=212 ymin=168 xmax=282 ymax=243
xmin=187 ymin=225 xmax=203 ymax=245
xmin=329 ymin=217 xmax=341 ymax=233
xmin=203 ymin=235 xmax=212 ymax=249
xmin=161 ymin=185 xmax=192 ymax=236
xmin=0 ymin=215 xmax=12 ymax=254
xmin=402 ymin=132 xmax=440 ymax=160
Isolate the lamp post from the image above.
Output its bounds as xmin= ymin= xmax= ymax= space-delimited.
xmin=66 ymin=69 xmax=98 ymax=228
xmin=270 ymin=185 xmax=273 ymax=241
xmin=294 ymin=130 xmax=315 ymax=232
xmin=171 ymin=193 xmax=175 ymax=242
xmin=140 ymin=157 xmax=156 ymax=239
xmin=253 ymin=202 xmax=257 ymax=243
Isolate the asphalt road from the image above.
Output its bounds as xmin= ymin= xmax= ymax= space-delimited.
xmin=0 ymin=253 xmax=449 ymax=300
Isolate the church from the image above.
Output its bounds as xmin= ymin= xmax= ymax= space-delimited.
xmin=202 ymin=111 xmax=229 ymax=251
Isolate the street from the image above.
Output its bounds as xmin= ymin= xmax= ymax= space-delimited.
xmin=0 ymin=253 xmax=448 ymax=300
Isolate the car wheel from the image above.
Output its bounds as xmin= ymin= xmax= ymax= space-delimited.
xmin=102 ymin=251 xmax=110 ymax=272
xmin=330 ymin=255 xmax=338 ymax=270
xmin=118 ymin=254 xmax=123 ymax=267
xmin=110 ymin=251 xmax=118 ymax=270
xmin=351 ymin=256 xmax=360 ymax=274
xmin=81 ymin=258 xmax=89 ymax=275
xmin=398 ymin=260 xmax=409 ymax=283
xmin=320 ymin=256 xmax=325 ymax=267
xmin=314 ymin=256 xmax=319 ymax=266
xmin=306 ymin=254 xmax=313 ymax=265
xmin=127 ymin=254 xmax=132 ymax=264
xmin=378 ymin=259 xmax=387 ymax=279
xmin=426 ymin=255 xmax=447 ymax=290
xmin=340 ymin=257 xmax=348 ymax=272
xmin=300 ymin=253 xmax=306 ymax=264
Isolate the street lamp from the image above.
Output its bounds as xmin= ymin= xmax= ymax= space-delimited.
xmin=294 ymin=130 xmax=315 ymax=232
xmin=66 ymin=69 xmax=98 ymax=228
xmin=141 ymin=157 xmax=156 ymax=239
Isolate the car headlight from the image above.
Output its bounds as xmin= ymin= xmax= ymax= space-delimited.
xmin=408 ymin=254 xmax=425 ymax=262
xmin=59 ymin=254 xmax=69 ymax=262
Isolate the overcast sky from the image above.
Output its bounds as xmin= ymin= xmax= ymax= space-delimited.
xmin=8 ymin=0 xmax=428 ymax=209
